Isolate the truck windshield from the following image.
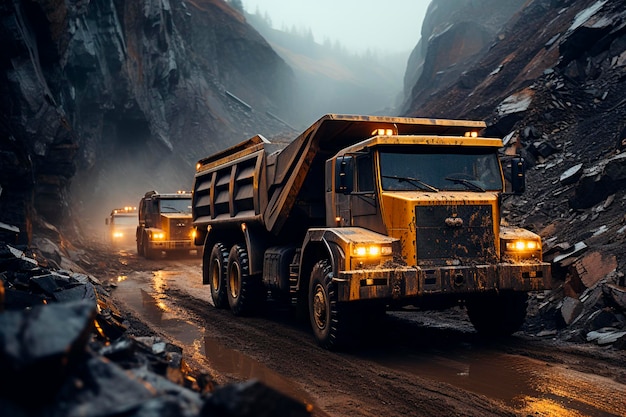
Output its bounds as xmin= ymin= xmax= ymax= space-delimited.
xmin=112 ymin=215 xmax=136 ymax=225
xmin=379 ymin=148 xmax=503 ymax=192
xmin=160 ymin=199 xmax=192 ymax=213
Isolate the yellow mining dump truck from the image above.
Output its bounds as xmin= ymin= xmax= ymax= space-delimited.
xmin=105 ymin=206 xmax=137 ymax=247
xmin=136 ymin=190 xmax=196 ymax=259
xmin=192 ymin=114 xmax=551 ymax=349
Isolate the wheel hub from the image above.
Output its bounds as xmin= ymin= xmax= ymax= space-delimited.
xmin=211 ymin=260 xmax=220 ymax=289
xmin=313 ymin=284 xmax=327 ymax=329
xmin=229 ymin=263 xmax=240 ymax=299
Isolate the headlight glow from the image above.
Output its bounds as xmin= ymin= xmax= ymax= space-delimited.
xmin=112 ymin=231 xmax=124 ymax=239
xmin=352 ymin=245 xmax=392 ymax=257
xmin=371 ymin=128 xmax=396 ymax=136
xmin=152 ymin=232 xmax=165 ymax=240
xmin=505 ymin=240 xmax=540 ymax=251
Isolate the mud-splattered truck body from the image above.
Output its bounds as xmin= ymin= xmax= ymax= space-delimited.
xmin=192 ymin=114 xmax=551 ymax=349
xmin=136 ymin=191 xmax=195 ymax=259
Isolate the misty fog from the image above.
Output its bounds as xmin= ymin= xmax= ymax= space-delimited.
xmin=77 ymin=9 xmax=419 ymax=239
xmin=245 ymin=11 xmax=415 ymax=126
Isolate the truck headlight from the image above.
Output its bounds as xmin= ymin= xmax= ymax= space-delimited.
xmin=352 ymin=245 xmax=392 ymax=257
xmin=151 ymin=232 xmax=165 ymax=240
xmin=505 ymin=240 xmax=540 ymax=251
xmin=112 ymin=231 xmax=124 ymax=239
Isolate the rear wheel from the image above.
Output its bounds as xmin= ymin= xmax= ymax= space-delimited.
xmin=206 ymin=242 xmax=229 ymax=309
xmin=309 ymin=260 xmax=354 ymax=350
xmin=466 ymin=291 xmax=528 ymax=336
xmin=227 ymin=244 xmax=262 ymax=316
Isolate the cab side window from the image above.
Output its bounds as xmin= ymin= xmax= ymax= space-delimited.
xmin=356 ymin=155 xmax=374 ymax=192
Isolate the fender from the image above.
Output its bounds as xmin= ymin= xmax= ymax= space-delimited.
xmin=300 ymin=227 xmax=399 ymax=278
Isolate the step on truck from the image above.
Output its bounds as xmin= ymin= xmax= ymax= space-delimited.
xmin=192 ymin=114 xmax=551 ymax=349
xmin=136 ymin=190 xmax=196 ymax=259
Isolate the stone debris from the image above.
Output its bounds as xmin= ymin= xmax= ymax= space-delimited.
xmin=559 ymin=163 xmax=584 ymax=185
xmin=586 ymin=328 xmax=626 ymax=345
xmin=0 ymin=240 xmax=312 ymax=416
xmin=201 ymin=380 xmax=312 ymax=417
xmin=560 ymin=296 xmax=584 ymax=325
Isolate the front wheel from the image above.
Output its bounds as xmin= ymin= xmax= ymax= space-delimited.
xmin=308 ymin=260 xmax=354 ymax=350
xmin=206 ymin=242 xmax=229 ymax=309
xmin=136 ymin=237 xmax=145 ymax=257
xmin=145 ymin=241 xmax=159 ymax=260
xmin=466 ymin=292 xmax=528 ymax=337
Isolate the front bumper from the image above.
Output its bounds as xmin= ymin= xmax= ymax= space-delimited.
xmin=148 ymin=240 xmax=194 ymax=251
xmin=335 ymin=262 xmax=551 ymax=302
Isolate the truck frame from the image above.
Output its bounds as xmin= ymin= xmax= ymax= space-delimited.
xmin=136 ymin=191 xmax=196 ymax=259
xmin=192 ymin=114 xmax=551 ymax=349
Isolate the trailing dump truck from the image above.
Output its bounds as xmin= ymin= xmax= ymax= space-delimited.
xmin=105 ymin=206 xmax=137 ymax=247
xmin=192 ymin=114 xmax=551 ymax=349
xmin=136 ymin=191 xmax=196 ymax=259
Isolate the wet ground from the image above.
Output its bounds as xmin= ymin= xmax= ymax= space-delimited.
xmin=100 ymin=247 xmax=626 ymax=417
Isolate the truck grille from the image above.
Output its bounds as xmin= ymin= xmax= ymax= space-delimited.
xmin=169 ymin=218 xmax=191 ymax=241
xmin=414 ymin=204 xmax=496 ymax=265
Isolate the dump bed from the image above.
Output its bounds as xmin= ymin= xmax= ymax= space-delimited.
xmin=193 ymin=114 xmax=486 ymax=236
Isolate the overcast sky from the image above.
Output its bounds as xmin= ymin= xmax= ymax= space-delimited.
xmin=242 ymin=0 xmax=430 ymax=54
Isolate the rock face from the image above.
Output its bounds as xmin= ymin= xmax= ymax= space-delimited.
xmin=402 ymin=0 xmax=626 ymax=345
xmin=0 ymin=0 xmax=295 ymax=241
xmin=402 ymin=0 xmax=526 ymax=113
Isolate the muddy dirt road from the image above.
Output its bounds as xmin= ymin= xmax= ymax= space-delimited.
xmin=95 ymin=246 xmax=626 ymax=417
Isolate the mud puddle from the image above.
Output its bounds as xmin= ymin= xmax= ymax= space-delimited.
xmin=361 ymin=344 xmax=625 ymax=416
xmin=114 ymin=272 xmax=325 ymax=416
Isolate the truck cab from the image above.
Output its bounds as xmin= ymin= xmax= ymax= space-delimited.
xmin=136 ymin=191 xmax=196 ymax=259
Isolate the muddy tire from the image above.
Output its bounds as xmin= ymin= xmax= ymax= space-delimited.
xmin=206 ymin=242 xmax=229 ymax=309
xmin=227 ymin=244 xmax=261 ymax=316
xmin=137 ymin=237 xmax=145 ymax=257
xmin=466 ymin=292 xmax=528 ymax=337
xmin=309 ymin=260 xmax=354 ymax=350
xmin=145 ymin=237 xmax=159 ymax=259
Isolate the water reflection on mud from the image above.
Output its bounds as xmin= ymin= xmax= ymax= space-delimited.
xmin=370 ymin=349 xmax=626 ymax=416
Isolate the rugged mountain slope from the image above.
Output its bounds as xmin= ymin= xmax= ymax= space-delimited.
xmin=0 ymin=0 xmax=295 ymax=241
xmin=403 ymin=0 xmax=626 ymax=336
xmin=402 ymin=0 xmax=526 ymax=112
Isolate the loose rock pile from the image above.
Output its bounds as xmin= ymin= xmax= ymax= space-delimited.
xmin=0 ymin=241 xmax=312 ymax=417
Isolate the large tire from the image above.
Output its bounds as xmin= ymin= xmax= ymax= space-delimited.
xmin=226 ymin=244 xmax=262 ymax=316
xmin=466 ymin=292 xmax=529 ymax=337
xmin=205 ymin=242 xmax=229 ymax=309
xmin=145 ymin=242 xmax=158 ymax=260
xmin=136 ymin=237 xmax=145 ymax=257
xmin=308 ymin=260 xmax=354 ymax=350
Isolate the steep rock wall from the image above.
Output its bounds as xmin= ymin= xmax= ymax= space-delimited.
xmin=0 ymin=0 xmax=295 ymax=242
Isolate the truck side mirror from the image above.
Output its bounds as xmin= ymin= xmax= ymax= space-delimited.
xmin=335 ymin=156 xmax=353 ymax=194
xmin=105 ymin=218 xmax=109 ymax=225
xmin=511 ymin=155 xmax=526 ymax=194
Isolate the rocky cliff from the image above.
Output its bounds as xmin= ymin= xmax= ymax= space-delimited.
xmin=0 ymin=0 xmax=295 ymax=242
xmin=403 ymin=0 xmax=626 ymax=333
xmin=402 ymin=0 xmax=526 ymax=112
